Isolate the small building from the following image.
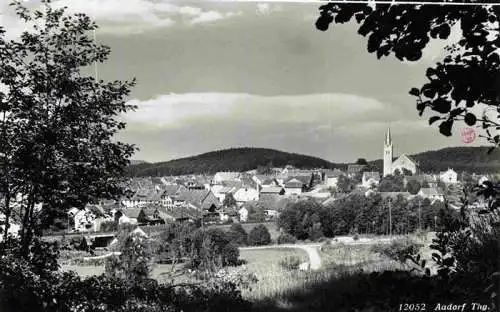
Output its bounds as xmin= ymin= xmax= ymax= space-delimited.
xmin=362 ymin=171 xmax=381 ymax=188
xmin=323 ymin=170 xmax=343 ymax=187
xmin=238 ymin=206 xmax=248 ymax=223
xmin=121 ymin=208 xmax=143 ymax=224
xmin=418 ymin=188 xmax=445 ymax=202
xmin=213 ymin=172 xmax=241 ymax=184
xmin=73 ymin=205 xmax=108 ymax=232
xmin=233 ymin=187 xmax=259 ymax=205
xmin=260 ymin=186 xmax=285 ymax=196
xmin=284 ymin=178 xmax=304 ymax=196
xmin=347 ymin=164 xmax=366 ymax=177
xmin=440 ymin=168 xmax=458 ymax=184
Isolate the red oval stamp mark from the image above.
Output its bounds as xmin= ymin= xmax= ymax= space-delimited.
xmin=461 ymin=127 xmax=476 ymax=144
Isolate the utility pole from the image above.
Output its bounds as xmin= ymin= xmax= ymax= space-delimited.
xmin=389 ymin=198 xmax=392 ymax=237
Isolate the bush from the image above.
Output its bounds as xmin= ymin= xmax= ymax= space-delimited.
xmin=279 ymin=256 xmax=301 ymax=271
xmin=276 ymin=233 xmax=297 ymax=244
xmin=371 ymin=237 xmax=423 ymax=264
xmin=353 ymin=234 xmax=359 ymax=241
xmin=248 ymin=224 xmax=271 ymax=246
xmin=226 ymin=223 xmax=248 ymax=246
xmin=100 ymin=220 xmax=118 ymax=232
xmin=105 ymin=232 xmax=154 ymax=285
xmin=189 ymin=228 xmax=240 ymax=271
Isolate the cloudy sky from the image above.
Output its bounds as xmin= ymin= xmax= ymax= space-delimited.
xmin=0 ymin=0 xmax=484 ymax=163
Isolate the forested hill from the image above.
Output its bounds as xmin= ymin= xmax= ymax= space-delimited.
xmin=126 ymin=148 xmax=344 ymax=177
xmin=368 ymin=146 xmax=500 ymax=174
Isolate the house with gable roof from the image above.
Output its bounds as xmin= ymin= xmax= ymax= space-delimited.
xmin=418 ymin=188 xmax=445 ymax=202
xmin=213 ymin=172 xmax=241 ymax=184
xmin=233 ymin=187 xmax=259 ymax=206
xmin=322 ymin=169 xmax=343 ymax=187
xmin=175 ymin=188 xmax=220 ymax=212
xmin=284 ymin=178 xmax=304 ymax=196
xmin=440 ymin=168 xmax=458 ymax=184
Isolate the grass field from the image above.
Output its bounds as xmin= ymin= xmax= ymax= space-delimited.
xmin=60 ymin=232 xmax=437 ymax=307
xmin=234 ymin=248 xmax=309 ymax=301
xmin=61 ymin=263 xmax=180 ymax=282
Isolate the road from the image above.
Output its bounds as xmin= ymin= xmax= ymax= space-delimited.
xmin=240 ymin=243 xmax=323 ymax=270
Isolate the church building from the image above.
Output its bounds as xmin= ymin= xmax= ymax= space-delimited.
xmin=383 ymin=128 xmax=419 ymax=177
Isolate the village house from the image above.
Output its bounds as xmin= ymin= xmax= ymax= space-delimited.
xmin=175 ymin=188 xmax=221 ymax=212
xmin=404 ymin=174 xmax=438 ymax=188
xmin=158 ymin=206 xmax=199 ymax=223
xmin=213 ymin=172 xmax=241 ymax=184
xmin=260 ymin=186 xmax=285 ymax=199
xmin=73 ymin=204 xmax=109 ymax=232
xmin=233 ymin=187 xmax=259 ymax=206
xmin=418 ymin=188 xmax=445 ymax=202
xmin=121 ymin=188 xmax=163 ymax=208
xmin=362 ymin=171 xmax=381 ymax=188
xmin=212 ymin=186 xmax=235 ymax=203
xmin=378 ymin=191 xmax=413 ymax=199
xmin=322 ymin=169 xmax=343 ymax=187
xmin=347 ymin=164 xmax=366 ymax=178
xmin=120 ymin=208 xmax=142 ymax=225
xmin=284 ymin=178 xmax=304 ymax=196
xmin=440 ymin=168 xmax=458 ymax=184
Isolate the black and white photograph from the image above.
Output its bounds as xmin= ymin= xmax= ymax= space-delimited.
xmin=0 ymin=0 xmax=499 ymax=311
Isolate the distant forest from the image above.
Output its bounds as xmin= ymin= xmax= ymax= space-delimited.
xmin=368 ymin=146 xmax=500 ymax=174
xmin=127 ymin=146 xmax=500 ymax=177
xmin=126 ymin=148 xmax=344 ymax=177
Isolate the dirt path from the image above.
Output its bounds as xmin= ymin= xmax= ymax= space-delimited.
xmin=239 ymin=244 xmax=323 ymax=270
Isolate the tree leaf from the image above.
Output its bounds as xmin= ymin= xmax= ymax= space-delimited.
xmin=429 ymin=116 xmax=441 ymax=125
xmin=439 ymin=119 xmax=453 ymax=137
xmin=409 ymin=87 xmax=420 ymax=97
xmin=431 ymin=98 xmax=451 ymax=114
xmin=438 ymin=24 xmax=451 ymax=39
xmin=464 ymin=113 xmax=477 ymax=126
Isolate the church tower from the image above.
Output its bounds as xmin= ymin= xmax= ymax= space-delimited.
xmin=383 ymin=128 xmax=393 ymax=177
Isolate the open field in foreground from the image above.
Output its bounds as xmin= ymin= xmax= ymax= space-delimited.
xmin=61 ymin=232 xmax=436 ymax=307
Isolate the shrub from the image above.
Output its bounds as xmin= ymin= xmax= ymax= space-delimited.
xmin=279 ymin=256 xmax=301 ymax=271
xmin=69 ymin=236 xmax=90 ymax=251
xmin=248 ymin=224 xmax=271 ymax=246
xmin=353 ymin=233 xmax=359 ymax=241
xmin=100 ymin=220 xmax=118 ymax=232
xmin=371 ymin=237 xmax=423 ymax=265
xmin=227 ymin=223 xmax=248 ymax=246
xmin=189 ymin=228 xmax=240 ymax=271
xmin=276 ymin=233 xmax=297 ymax=244
xmin=105 ymin=233 xmax=154 ymax=285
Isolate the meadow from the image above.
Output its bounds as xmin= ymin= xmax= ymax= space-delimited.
xmin=61 ymin=232 xmax=435 ymax=307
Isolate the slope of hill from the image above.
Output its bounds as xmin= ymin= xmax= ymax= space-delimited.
xmin=368 ymin=146 xmax=500 ymax=174
xmin=127 ymin=146 xmax=500 ymax=177
xmin=126 ymin=148 xmax=344 ymax=177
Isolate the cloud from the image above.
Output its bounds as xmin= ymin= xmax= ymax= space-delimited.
xmin=190 ymin=10 xmax=242 ymax=25
xmin=256 ymin=3 xmax=282 ymax=16
xmin=123 ymin=92 xmax=393 ymax=128
xmin=0 ymin=0 xmax=243 ymax=37
xmin=118 ymin=92 xmax=443 ymax=162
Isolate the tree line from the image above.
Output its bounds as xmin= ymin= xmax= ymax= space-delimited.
xmin=278 ymin=195 xmax=461 ymax=241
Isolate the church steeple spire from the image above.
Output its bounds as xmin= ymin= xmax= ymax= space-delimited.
xmin=385 ymin=127 xmax=392 ymax=146
xmin=383 ymin=127 xmax=393 ymax=177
